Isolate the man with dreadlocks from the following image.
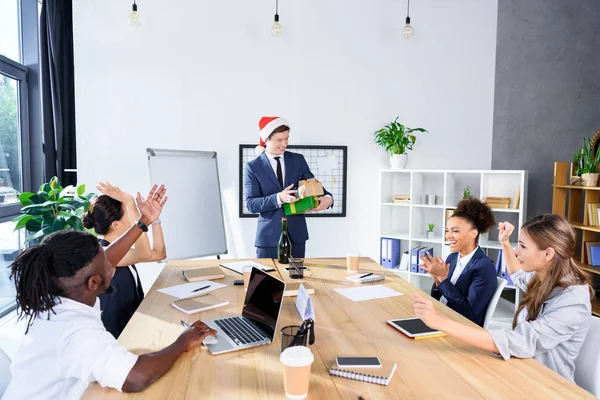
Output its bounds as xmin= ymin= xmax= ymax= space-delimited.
xmin=3 ymin=184 xmax=217 ymax=399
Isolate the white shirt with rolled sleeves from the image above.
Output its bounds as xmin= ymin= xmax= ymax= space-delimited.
xmin=264 ymin=150 xmax=332 ymax=208
xmin=488 ymin=269 xmax=592 ymax=382
xmin=2 ymin=297 xmax=138 ymax=400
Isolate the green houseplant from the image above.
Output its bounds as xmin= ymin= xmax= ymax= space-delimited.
xmin=463 ymin=186 xmax=471 ymax=200
xmin=12 ymin=176 xmax=96 ymax=245
xmin=573 ymin=137 xmax=600 ymax=186
xmin=427 ymin=223 xmax=435 ymax=239
xmin=374 ymin=117 xmax=427 ymax=169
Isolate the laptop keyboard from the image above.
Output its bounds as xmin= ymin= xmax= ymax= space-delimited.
xmin=215 ymin=317 xmax=266 ymax=346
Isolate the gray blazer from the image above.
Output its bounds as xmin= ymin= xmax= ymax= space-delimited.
xmin=489 ymin=270 xmax=591 ymax=382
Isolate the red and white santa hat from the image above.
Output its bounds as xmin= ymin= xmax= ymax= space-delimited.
xmin=255 ymin=116 xmax=289 ymax=154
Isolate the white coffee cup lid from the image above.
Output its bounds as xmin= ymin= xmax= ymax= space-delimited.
xmin=280 ymin=346 xmax=314 ymax=367
xmin=346 ymin=253 xmax=360 ymax=257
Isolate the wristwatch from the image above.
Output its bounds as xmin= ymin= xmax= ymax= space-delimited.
xmin=135 ymin=220 xmax=149 ymax=232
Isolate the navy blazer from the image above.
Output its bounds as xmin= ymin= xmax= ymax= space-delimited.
xmin=431 ymin=247 xmax=497 ymax=327
xmin=245 ymin=151 xmax=333 ymax=247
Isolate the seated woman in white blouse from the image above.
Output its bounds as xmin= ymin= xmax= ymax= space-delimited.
xmin=413 ymin=214 xmax=593 ymax=382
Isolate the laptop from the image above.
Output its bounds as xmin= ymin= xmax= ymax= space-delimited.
xmin=203 ymin=267 xmax=286 ymax=355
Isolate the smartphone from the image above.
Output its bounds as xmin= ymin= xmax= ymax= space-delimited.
xmin=335 ymin=356 xmax=381 ymax=368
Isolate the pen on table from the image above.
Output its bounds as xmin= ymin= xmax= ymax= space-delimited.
xmin=359 ymin=273 xmax=373 ymax=279
xmin=191 ymin=284 xmax=210 ymax=293
xmin=180 ymin=320 xmax=189 ymax=328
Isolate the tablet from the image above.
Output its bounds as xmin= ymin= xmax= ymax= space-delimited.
xmin=386 ymin=317 xmax=443 ymax=338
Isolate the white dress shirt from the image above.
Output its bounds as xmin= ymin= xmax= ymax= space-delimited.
xmin=440 ymin=246 xmax=479 ymax=305
xmin=265 ymin=151 xmax=286 ymax=207
xmin=3 ymin=297 xmax=138 ymax=400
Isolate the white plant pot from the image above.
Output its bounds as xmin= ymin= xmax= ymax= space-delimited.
xmin=581 ymin=173 xmax=599 ymax=187
xmin=427 ymin=231 xmax=435 ymax=239
xmin=390 ymin=154 xmax=408 ymax=169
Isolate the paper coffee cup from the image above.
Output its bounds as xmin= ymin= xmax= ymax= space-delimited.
xmin=280 ymin=346 xmax=314 ymax=400
xmin=346 ymin=253 xmax=360 ymax=272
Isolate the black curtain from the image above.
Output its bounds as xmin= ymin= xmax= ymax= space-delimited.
xmin=40 ymin=0 xmax=77 ymax=186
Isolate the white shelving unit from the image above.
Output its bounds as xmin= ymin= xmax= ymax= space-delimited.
xmin=379 ymin=169 xmax=528 ymax=314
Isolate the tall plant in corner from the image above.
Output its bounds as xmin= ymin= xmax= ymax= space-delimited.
xmin=374 ymin=117 xmax=427 ymax=169
xmin=12 ymin=176 xmax=96 ymax=245
xmin=573 ymin=137 xmax=600 ymax=187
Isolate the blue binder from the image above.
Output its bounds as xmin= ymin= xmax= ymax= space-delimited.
xmin=591 ymin=246 xmax=600 ymax=266
xmin=381 ymin=237 xmax=401 ymax=269
xmin=410 ymin=246 xmax=424 ymax=273
xmin=497 ymin=250 xmax=513 ymax=285
xmin=418 ymin=247 xmax=433 ymax=274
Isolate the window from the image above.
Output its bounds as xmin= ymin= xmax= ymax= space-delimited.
xmin=0 ymin=0 xmax=42 ymax=318
xmin=0 ymin=221 xmax=21 ymax=316
xmin=0 ymin=0 xmax=21 ymax=63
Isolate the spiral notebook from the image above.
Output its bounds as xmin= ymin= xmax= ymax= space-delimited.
xmin=329 ymin=360 xmax=397 ymax=386
xmin=172 ymin=292 xmax=229 ymax=315
xmin=345 ymin=274 xmax=385 ymax=284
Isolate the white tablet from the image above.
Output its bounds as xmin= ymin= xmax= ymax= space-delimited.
xmin=386 ymin=317 xmax=443 ymax=338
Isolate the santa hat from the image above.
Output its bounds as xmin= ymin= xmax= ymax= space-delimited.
xmin=255 ymin=116 xmax=289 ymax=154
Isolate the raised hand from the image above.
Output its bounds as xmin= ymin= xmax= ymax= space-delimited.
xmin=96 ymin=182 xmax=134 ymax=204
xmin=420 ymin=253 xmax=450 ymax=282
xmin=498 ymin=221 xmax=515 ymax=244
xmin=136 ymin=184 xmax=167 ymax=225
xmin=177 ymin=320 xmax=217 ymax=352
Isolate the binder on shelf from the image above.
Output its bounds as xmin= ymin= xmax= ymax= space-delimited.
xmin=441 ymin=244 xmax=452 ymax=261
xmin=380 ymin=238 xmax=389 ymax=266
xmin=497 ymin=250 xmax=513 ymax=285
xmin=399 ymin=251 xmax=410 ymax=271
xmin=381 ymin=237 xmax=401 ymax=269
xmin=410 ymin=246 xmax=424 ymax=273
xmin=417 ymin=247 xmax=433 ymax=274
xmin=591 ymin=246 xmax=600 ymax=267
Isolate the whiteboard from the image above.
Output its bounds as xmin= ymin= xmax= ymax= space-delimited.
xmin=147 ymin=149 xmax=227 ymax=259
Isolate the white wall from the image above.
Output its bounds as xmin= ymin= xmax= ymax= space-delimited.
xmin=73 ymin=0 xmax=498 ymax=263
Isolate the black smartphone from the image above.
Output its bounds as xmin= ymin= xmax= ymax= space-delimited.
xmin=335 ymin=356 xmax=381 ymax=368
xmin=233 ymin=279 xmax=244 ymax=285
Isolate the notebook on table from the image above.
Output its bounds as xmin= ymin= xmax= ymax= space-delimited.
xmin=329 ymin=360 xmax=397 ymax=386
xmin=172 ymin=293 xmax=229 ymax=315
xmin=183 ymin=267 xmax=225 ymax=282
xmin=345 ymin=274 xmax=385 ymax=284
xmin=283 ymin=282 xmax=315 ymax=297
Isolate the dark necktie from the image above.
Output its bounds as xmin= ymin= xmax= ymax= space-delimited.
xmin=274 ymin=156 xmax=283 ymax=188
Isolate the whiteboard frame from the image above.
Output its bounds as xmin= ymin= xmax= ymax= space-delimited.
xmin=147 ymin=148 xmax=228 ymax=259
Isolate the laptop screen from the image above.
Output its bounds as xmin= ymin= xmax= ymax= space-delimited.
xmin=242 ymin=268 xmax=286 ymax=340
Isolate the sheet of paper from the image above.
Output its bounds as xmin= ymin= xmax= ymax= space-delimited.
xmin=317 ymin=153 xmax=338 ymax=172
xmin=157 ymin=280 xmax=227 ymax=299
xmin=295 ymin=283 xmax=315 ymax=320
xmin=334 ymin=285 xmax=403 ymax=302
xmin=219 ymin=260 xmax=274 ymax=275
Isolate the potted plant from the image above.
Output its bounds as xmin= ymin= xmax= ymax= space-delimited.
xmin=573 ymin=137 xmax=600 ymax=187
xmin=374 ymin=117 xmax=428 ymax=169
xmin=427 ymin=223 xmax=435 ymax=239
xmin=12 ymin=176 xmax=96 ymax=246
xmin=463 ymin=186 xmax=471 ymax=200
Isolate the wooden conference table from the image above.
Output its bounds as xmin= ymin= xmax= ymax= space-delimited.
xmin=83 ymin=258 xmax=593 ymax=399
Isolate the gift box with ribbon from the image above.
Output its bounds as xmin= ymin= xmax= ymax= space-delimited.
xmin=283 ymin=196 xmax=319 ymax=216
xmin=298 ymin=178 xmax=324 ymax=199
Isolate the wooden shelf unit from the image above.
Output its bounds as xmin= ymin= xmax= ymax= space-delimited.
xmin=553 ymin=162 xmax=600 ymax=316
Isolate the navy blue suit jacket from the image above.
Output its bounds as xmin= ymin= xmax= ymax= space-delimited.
xmin=430 ymin=247 xmax=497 ymax=327
xmin=245 ymin=151 xmax=332 ymax=248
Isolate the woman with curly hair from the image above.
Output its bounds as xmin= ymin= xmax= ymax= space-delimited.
xmin=419 ymin=197 xmax=497 ymax=326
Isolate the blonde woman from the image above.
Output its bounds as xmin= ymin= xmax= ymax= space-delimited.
xmin=414 ymin=214 xmax=593 ymax=382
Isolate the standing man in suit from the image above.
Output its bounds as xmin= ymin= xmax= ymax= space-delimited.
xmin=245 ymin=116 xmax=333 ymax=258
